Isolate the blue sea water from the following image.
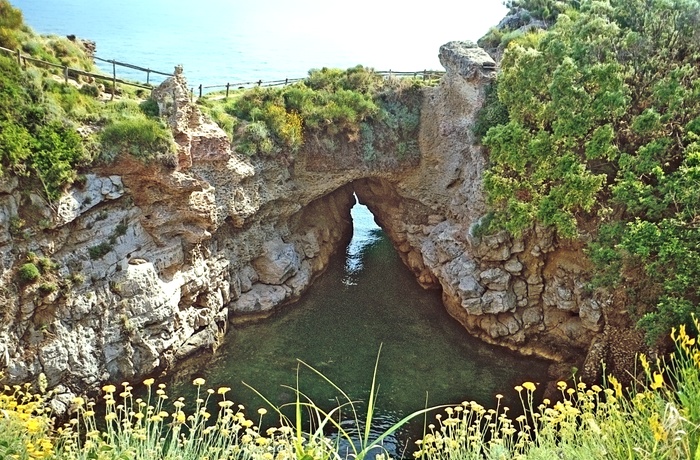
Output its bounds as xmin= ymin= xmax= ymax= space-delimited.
xmin=10 ymin=0 xmax=507 ymax=87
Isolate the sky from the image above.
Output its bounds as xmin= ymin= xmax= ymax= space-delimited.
xmin=10 ymin=0 xmax=509 ymax=82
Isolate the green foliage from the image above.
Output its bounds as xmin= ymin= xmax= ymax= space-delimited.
xmin=17 ymin=263 xmax=40 ymax=283
xmin=220 ymin=66 xmax=385 ymax=156
xmin=473 ymin=82 xmax=509 ymax=142
xmin=505 ymin=0 xmax=575 ymax=22
xmin=0 ymin=0 xmax=24 ymax=49
xmin=38 ymin=282 xmax=58 ymax=294
xmin=359 ymin=83 xmax=422 ymax=163
xmin=88 ymin=242 xmax=112 ymax=260
xmin=139 ymin=98 xmax=160 ymax=117
xmin=483 ymin=0 xmax=700 ymax=342
xmin=0 ymin=56 xmax=89 ymax=201
xmin=99 ymin=113 xmax=175 ymax=163
xmin=32 ymin=121 xmax=87 ymax=200
xmin=37 ymin=257 xmax=57 ymax=273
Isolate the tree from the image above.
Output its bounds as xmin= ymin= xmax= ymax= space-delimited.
xmin=481 ymin=0 xmax=700 ymax=342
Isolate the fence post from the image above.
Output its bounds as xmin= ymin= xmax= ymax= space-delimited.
xmin=226 ymin=83 xmax=230 ymax=98
xmin=16 ymin=48 xmax=21 ymax=66
xmin=257 ymin=80 xmax=262 ymax=86
xmin=190 ymin=87 xmax=194 ymax=102
xmin=285 ymin=78 xmax=288 ymax=85
xmin=423 ymin=69 xmax=427 ymax=81
xmin=198 ymin=84 xmax=202 ymax=98
xmin=111 ymin=60 xmax=116 ymax=101
xmin=63 ymin=66 xmax=69 ymax=84
xmin=146 ymin=69 xmax=151 ymax=85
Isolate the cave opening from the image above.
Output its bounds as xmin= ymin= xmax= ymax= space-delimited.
xmin=169 ymin=180 xmax=551 ymax=457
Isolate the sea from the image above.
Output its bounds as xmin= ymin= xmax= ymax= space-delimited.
xmin=10 ymin=0 xmax=507 ymax=88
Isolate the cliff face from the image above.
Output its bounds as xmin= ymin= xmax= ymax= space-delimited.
xmin=0 ymin=42 xmax=606 ymax=409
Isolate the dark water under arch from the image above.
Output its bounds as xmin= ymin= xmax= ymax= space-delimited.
xmin=170 ymin=200 xmax=550 ymax=454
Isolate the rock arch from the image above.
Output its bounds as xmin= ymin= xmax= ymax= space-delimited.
xmin=0 ymin=42 xmax=603 ymax=404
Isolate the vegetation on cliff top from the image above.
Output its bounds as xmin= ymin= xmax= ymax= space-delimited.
xmin=0 ymin=0 xmax=174 ymax=205
xmin=477 ymin=0 xmax=700 ymax=344
xmin=197 ymin=66 xmax=426 ymax=162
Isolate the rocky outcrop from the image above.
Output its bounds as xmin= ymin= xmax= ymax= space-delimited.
xmin=0 ymin=40 xmax=607 ymax=405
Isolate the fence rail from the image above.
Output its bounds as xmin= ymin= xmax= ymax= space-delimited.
xmin=0 ymin=45 xmax=173 ymax=98
xmin=195 ymin=70 xmax=446 ymax=98
xmin=1 ymin=44 xmax=447 ymax=102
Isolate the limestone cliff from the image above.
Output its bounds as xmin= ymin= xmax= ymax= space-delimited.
xmin=0 ymin=41 xmax=606 ymax=409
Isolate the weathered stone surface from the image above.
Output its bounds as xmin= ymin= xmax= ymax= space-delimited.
xmin=0 ymin=39 xmax=610 ymax=397
xmin=438 ymin=41 xmax=497 ymax=82
xmin=504 ymin=258 xmax=523 ymax=273
xmin=480 ymin=268 xmax=511 ymax=290
xmin=233 ymin=284 xmax=289 ymax=313
xmin=481 ymin=289 xmax=516 ymax=314
xmin=579 ymin=299 xmax=603 ymax=331
xmin=55 ymin=174 xmax=124 ymax=226
xmin=252 ymin=239 xmax=300 ymax=285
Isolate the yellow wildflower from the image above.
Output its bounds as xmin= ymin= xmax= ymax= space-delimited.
xmin=522 ymin=382 xmax=537 ymax=392
xmin=143 ymin=378 xmax=155 ymax=387
xmin=608 ymin=375 xmax=622 ymax=398
xmin=192 ymin=377 xmax=206 ymax=386
xmin=650 ymin=371 xmax=664 ymax=390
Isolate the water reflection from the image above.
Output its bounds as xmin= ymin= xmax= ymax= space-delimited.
xmin=344 ymin=198 xmax=382 ymax=282
xmin=170 ymin=200 xmax=550 ymax=456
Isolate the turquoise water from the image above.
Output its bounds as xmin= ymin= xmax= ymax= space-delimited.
xmin=10 ymin=0 xmax=507 ymax=87
xmin=170 ymin=203 xmax=550 ymax=455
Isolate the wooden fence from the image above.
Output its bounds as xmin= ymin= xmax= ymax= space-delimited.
xmin=196 ymin=70 xmax=446 ymax=98
xmin=0 ymin=45 xmax=173 ymax=100
xmin=1 ymin=44 xmax=447 ymax=101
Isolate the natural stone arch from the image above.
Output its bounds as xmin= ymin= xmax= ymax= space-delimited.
xmin=0 ymin=40 xmax=608 ymax=405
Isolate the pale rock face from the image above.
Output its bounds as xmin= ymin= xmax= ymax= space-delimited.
xmin=252 ymin=239 xmax=301 ymax=285
xmin=0 ymin=41 xmax=609 ymax=405
xmin=55 ymin=174 xmax=124 ymax=226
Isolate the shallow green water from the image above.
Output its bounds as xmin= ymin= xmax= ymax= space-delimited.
xmin=172 ymin=202 xmax=550 ymax=454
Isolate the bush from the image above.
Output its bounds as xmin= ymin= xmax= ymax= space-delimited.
xmin=226 ymin=67 xmax=383 ymax=156
xmin=18 ymin=263 xmax=40 ymax=283
xmin=139 ymin=98 xmax=160 ymax=117
xmin=88 ymin=242 xmax=112 ymax=260
xmin=480 ymin=0 xmax=700 ymax=342
xmin=100 ymin=116 xmax=175 ymax=161
xmin=37 ymin=257 xmax=57 ymax=273
xmin=0 ymin=0 xmax=24 ymax=50
xmin=38 ymin=282 xmax=58 ymax=294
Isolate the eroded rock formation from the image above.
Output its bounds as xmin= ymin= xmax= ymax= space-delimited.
xmin=0 ymin=41 xmax=608 ymax=408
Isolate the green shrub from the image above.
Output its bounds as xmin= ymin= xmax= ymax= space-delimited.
xmin=0 ymin=0 xmax=24 ymax=50
xmin=38 ymin=282 xmax=58 ymax=294
xmin=79 ymin=84 xmax=100 ymax=98
xmin=69 ymin=272 xmax=85 ymax=285
xmin=225 ymin=67 xmax=383 ymax=156
xmin=100 ymin=116 xmax=175 ymax=161
xmin=18 ymin=263 xmax=40 ymax=283
xmin=88 ymin=242 xmax=112 ymax=260
xmin=139 ymin=98 xmax=160 ymax=117
xmin=37 ymin=257 xmax=57 ymax=273
xmin=32 ymin=121 xmax=87 ymax=200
